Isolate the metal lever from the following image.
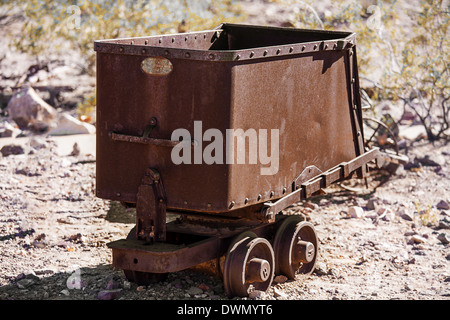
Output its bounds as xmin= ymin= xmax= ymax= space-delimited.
xmin=110 ymin=117 xmax=196 ymax=147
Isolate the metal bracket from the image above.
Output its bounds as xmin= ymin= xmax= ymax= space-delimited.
xmin=260 ymin=148 xmax=381 ymax=222
xmin=136 ymin=168 xmax=167 ymax=243
xmin=292 ymin=165 xmax=323 ymax=192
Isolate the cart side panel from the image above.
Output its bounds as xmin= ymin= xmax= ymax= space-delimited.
xmin=227 ymin=50 xmax=358 ymax=208
xmin=96 ymin=53 xmax=233 ymax=211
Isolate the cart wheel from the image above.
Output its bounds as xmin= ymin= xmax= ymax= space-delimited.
xmin=122 ymin=226 xmax=167 ymax=285
xmin=363 ymin=116 xmax=399 ymax=155
xmin=273 ymin=216 xmax=318 ymax=279
xmin=223 ymin=232 xmax=275 ymax=298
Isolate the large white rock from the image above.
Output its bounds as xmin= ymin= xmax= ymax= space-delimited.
xmin=6 ymin=86 xmax=57 ymax=131
xmin=48 ymin=113 xmax=96 ymax=136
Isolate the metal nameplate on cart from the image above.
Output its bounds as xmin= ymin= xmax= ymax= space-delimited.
xmin=141 ymin=57 xmax=173 ymax=76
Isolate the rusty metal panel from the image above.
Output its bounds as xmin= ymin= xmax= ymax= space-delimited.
xmin=227 ymin=50 xmax=357 ymax=209
xmin=95 ymin=53 xmax=233 ymax=211
xmin=94 ymin=23 xmax=362 ymax=215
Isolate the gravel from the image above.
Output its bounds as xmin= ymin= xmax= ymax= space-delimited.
xmin=0 ymin=137 xmax=449 ymax=301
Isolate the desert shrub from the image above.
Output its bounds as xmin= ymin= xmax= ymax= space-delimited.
xmin=6 ymin=0 xmax=244 ymax=72
xmin=274 ymin=0 xmax=449 ymax=141
xmin=2 ymin=0 xmax=244 ymax=119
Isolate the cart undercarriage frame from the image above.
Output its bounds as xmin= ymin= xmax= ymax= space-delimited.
xmin=95 ymin=23 xmax=384 ymax=297
xmin=107 ymin=148 xmax=381 ymax=297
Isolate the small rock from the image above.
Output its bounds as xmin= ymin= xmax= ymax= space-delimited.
xmin=273 ymin=287 xmax=287 ymax=299
xmin=303 ymin=201 xmax=318 ymax=210
xmin=0 ymin=120 xmax=20 ymax=137
xmin=377 ymin=207 xmax=395 ymax=221
xmin=273 ymin=275 xmax=288 ymax=284
xmin=314 ymin=262 xmax=328 ymax=276
xmin=106 ymin=278 xmax=120 ymax=290
xmin=68 ymin=233 xmax=85 ymax=244
xmin=136 ymin=286 xmax=145 ymax=292
xmin=436 ymin=200 xmax=449 ymax=210
xmin=411 ymin=235 xmax=427 ymax=244
xmin=187 ymin=286 xmax=203 ymax=296
xmin=97 ymin=289 xmax=123 ymax=300
xmin=66 ymin=269 xmax=84 ymax=290
xmin=249 ymin=290 xmax=264 ymax=299
xmin=0 ymin=144 xmax=24 ymax=157
xmin=16 ymin=278 xmax=35 ymax=289
xmin=60 ymin=289 xmax=70 ymax=296
xmin=348 ymin=206 xmax=364 ymax=218
xmin=437 ymin=233 xmax=450 ymax=245
xmin=364 ymin=211 xmax=379 ymax=220
xmin=29 ymin=137 xmax=48 ymax=150
xmin=438 ymin=218 xmax=450 ymax=230
xmin=366 ymin=199 xmax=378 ymax=210
xmin=70 ymin=142 xmax=80 ymax=156
xmin=123 ymin=280 xmax=131 ymax=290
xmin=398 ymin=208 xmax=414 ymax=221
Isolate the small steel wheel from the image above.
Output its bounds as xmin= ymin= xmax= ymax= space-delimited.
xmin=122 ymin=226 xmax=167 ymax=285
xmin=223 ymin=232 xmax=275 ymax=298
xmin=363 ymin=116 xmax=399 ymax=156
xmin=273 ymin=216 xmax=318 ymax=279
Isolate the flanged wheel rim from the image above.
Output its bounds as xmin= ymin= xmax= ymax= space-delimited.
xmin=273 ymin=216 xmax=319 ymax=279
xmin=223 ymin=232 xmax=275 ymax=298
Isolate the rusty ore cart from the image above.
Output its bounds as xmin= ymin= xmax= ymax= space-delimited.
xmin=94 ymin=23 xmax=381 ymax=298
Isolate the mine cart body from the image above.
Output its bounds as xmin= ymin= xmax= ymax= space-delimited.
xmin=94 ymin=23 xmax=380 ymax=297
